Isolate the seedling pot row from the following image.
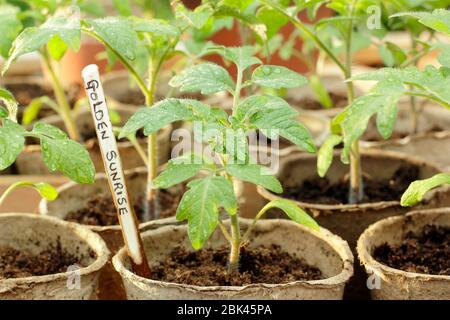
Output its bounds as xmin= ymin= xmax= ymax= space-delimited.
xmin=257 ymin=149 xmax=450 ymax=299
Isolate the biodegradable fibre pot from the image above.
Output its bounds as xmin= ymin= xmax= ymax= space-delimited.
xmin=361 ymin=103 xmax=450 ymax=170
xmin=357 ymin=208 xmax=450 ymax=300
xmin=113 ymin=218 xmax=354 ymax=300
xmin=39 ymin=167 xmax=243 ymax=299
xmin=257 ymin=150 xmax=450 ymax=299
xmin=0 ymin=213 xmax=109 ymax=300
xmin=39 ymin=167 xmax=182 ymax=299
xmin=15 ymin=105 xmax=172 ymax=175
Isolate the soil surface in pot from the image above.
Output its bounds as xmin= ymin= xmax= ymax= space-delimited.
xmin=152 ymin=245 xmax=322 ymax=286
xmin=283 ymin=164 xmax=419 ymax=204
xmin=65 ymin=190 xmax=182 ymax=226
xmin=0 ymin=239 xmax=89 ymax=279
xmin=373 ymin=225 xmax=450 ymax=276
xmin=287 ymin=92 xmax=347 ymax=111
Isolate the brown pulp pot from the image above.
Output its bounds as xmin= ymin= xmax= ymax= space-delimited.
xmin=357 ymin=208 xmax=450 ymax=300
xmin=112 ymin=219 xmax=354 ymax=300
xmin=15 ymin=106 xmax=172 ymax=174
xmin=361 ymin=103 xmax=450 ymax=170
xmin=257 ymin=150 xmax=450 ymax=299
xmin=39 ymin=167 xmax=182 ymax=300
xmin=0 ymin=213 xmax=109 ymax=300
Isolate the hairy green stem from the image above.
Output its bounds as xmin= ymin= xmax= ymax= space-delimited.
xmin=42 ymin=51 xmax=80 ymax=141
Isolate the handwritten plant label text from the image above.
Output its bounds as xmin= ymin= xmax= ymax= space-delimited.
xmin=82 ymin=64 xmax=146 ymax=268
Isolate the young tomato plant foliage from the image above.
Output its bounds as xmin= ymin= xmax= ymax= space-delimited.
xmin=120 ymin=47 xmax=319 ymax=273
xmin=0 ymin=88 xmax=95 ymax=184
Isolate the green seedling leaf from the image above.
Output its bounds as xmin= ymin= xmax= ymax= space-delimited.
xmin=0 ymin=119 xmax=26 ymax=170
xmin=341 ymin=80 xmax=404 ymax=163
xmin=0 ymin=5 xmax=22 ymax=58
xmin=32 ymin=123 xmax=95 ymax=184
xmin=176 ymin=176 xmax=237 ymax=250
xmin=33 ymin=182 xmax=58 ymax=201
xmin=208 ymin=46 xmax=261 ymax=71
xmin=260 ymin=199 xmax=319 ymax=231
xmin=392 ymin=9 xmax=450 ymax=35
xmin=154 ymin=154 xmax=216 ymax=189
xmin=120 ymin=99 xmax=202 ymax=138
xmin=47 ymin=35 xmax=68 ymax=61
xmin=22 ymin=96 xmax=58 ymax=125
xmin=132 ymin=18 xmax=179 ymax=38
xmin=220 ymin=0 xmax=254 ymax=11
xmin=256 ymin=7 xmax=289 ymax=39
xmin=176 ymin=3 xmax=214 ymax=29
xmin=251 ymin=65 xmax=308 ymax=89
xmin=226 ymin=164 xmax=282 ymax=193
xmin=113 ymin=0 xmax=132 ymax=16
xmin=317 ymin=134 xmax=342 ymax=178
xmin=0 ymin=106 xmax=7 ymax=118
xmin=84 ymin=17 xmax=137 ymax=61
xmin=3 ymin=12 xmax=81 ymax=74
xmin=401 ymin=173 xmax=450 ymax=206
xmin=0 ymin=88 xmax=18 ymax=119
xmin=169 ymin=63 xmax=234 ymax=94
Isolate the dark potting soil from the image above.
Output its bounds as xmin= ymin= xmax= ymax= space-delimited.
xmin=283 ymin=165 xmax=420 ymax=205
xmin=374 ymin=225 xmax=450 ymax=275
xmin=0 ymin=239 xmax=87 ymax=279
xmin=287 ymin=92 xmax=348 ymax=111
xmin=65 ymin=190 xmax=182 ymax=226
xmin=152 ymin=245 xmax=322 ymax=286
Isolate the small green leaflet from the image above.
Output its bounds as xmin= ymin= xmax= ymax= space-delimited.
xmin=22 ymin=96 xmax=58 ymax=125
xmin=32 ymin=123 xmax=95 ymax=184
xmin=3 ymin=13 xmax=81 ymax=74
xmin=337 ymin=77 xmax=406 ymax=163
xmin=84 ymin=17 xmax=137 ymax=61
xmin=0 ymin=119 xmax=25 ymax=170
xmin=175 ymin=3 xmax=214 ymax=29
xmin=234 ymin=95 xmax=316 ymax=153
xmin=0 ymin=88 xmax=17 ymax=119
xmin=31 ymin=182 xmax=59 ymax=201
xmin=317 ymin=134 xmax=342 ymax=178
xmin=153 ymin=154 xmax=216 ymax=189
xmin=169 ymin=63 xmax=234 ymax=94
xmin=176 ymin=176 xmax=237 ymax=250
xmin=256 ymin=7 xmax=289 ymax=39
xmin=401 ymin=173 xmax=450 ymax=207
xmin=208 ymin=46 xmax=261 ymax=71
xmin=392 ymin=9 xmax=450 ymax=35
xmin=260 ymin=199 xmax=319 ymax=231
xmin=0 ymin=5 xmax=22 ymax=58
xmin=226 ymin=164 xmax=282 ymax=193
xmin=251 ymin=65 xmax=308 ymax=89
xmin=119 ymin=99 xmax=211 ymax=138
xmin=132 ymin=18 xmax=179 ymax=38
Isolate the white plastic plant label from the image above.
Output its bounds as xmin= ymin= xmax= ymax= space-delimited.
xmin=82 ymin=64 xmax=149 ymax=273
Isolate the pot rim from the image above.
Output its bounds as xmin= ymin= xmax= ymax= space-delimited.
xmin=356 ymin=207 xmax=450 ymax=281
xmin=112 ymin=218 xmax=354 ymax=292
xmin=0 ymin=213 xmax=110 ymax=285
xmin=257 ymin=149 xmax=445 ymax=212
